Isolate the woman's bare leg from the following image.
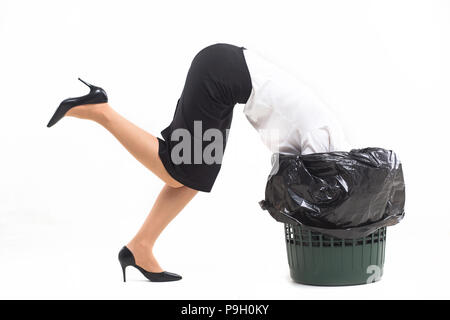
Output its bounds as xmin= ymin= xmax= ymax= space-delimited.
xmin=127 ymin=184 xmax=198 ymax=272
xmin=66 ymin=103 xmax=197 ymax=272
xmin=66 ymin=102 xmax=183 ymax=188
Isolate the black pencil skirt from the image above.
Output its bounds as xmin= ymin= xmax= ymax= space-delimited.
xmin=157 ymin=43 xmax=252 ymax=192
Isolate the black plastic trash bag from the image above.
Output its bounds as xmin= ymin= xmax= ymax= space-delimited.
xmin=259 ymin=147 xmax=405 ymax=239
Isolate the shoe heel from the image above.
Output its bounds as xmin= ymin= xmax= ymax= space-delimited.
xmin=122 ymin=265 xmax=127 ymax=282
xmin=78 ymin=77 xmax=94 ymax=89
xmin=118 ymin=246 xmax=135 ymax=283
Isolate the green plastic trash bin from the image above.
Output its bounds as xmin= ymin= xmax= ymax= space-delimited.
xmin=284 ymin=224 xmax=387 ymax=286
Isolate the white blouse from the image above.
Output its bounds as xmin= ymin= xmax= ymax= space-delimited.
xmin=242 ymin=48 xmax=350 ymax=155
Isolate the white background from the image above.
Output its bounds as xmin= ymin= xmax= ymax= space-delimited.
xmin=0 ymin=0 xmax=449 ymax=299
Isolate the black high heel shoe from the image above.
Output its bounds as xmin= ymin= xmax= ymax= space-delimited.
xmin=46 ymin=78 xmax=108 ymax=128
xmin=118 ymin=246 xmax=182 ymax=282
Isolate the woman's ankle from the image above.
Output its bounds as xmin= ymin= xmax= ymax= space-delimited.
xmin=127 ymin=239 xmax=154 ymax=254
xmin=126 ymin=240 xmax=163 ymax=271
xmin=91 ymin=103 xmax=113 ymax=125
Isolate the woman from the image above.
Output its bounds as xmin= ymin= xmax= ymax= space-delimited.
xmin=47 ymin=43 xmax=348 ymax=282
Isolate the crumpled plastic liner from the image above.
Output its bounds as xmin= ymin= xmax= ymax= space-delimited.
xmin=259 ymin=147 xmax=405 ymax=239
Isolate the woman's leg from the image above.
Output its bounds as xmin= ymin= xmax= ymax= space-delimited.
xmin=66 ymin=102 xmax=183 ymax=188
xmin=127 ymin=184 xmax=198 ymax=272
xmin=66 ymin=102 xmax=198 ymax=272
